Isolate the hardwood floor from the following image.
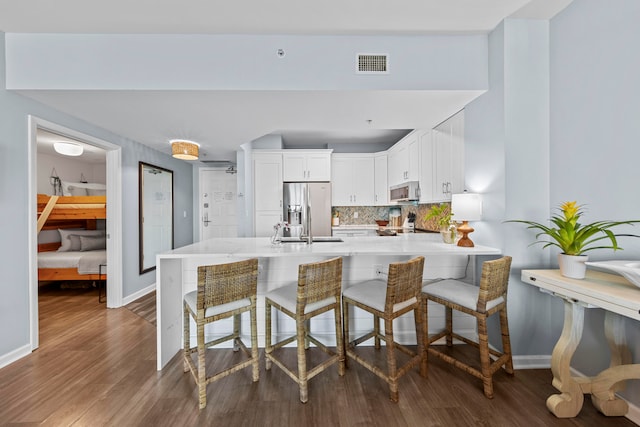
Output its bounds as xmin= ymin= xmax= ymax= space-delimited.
xmin=0 ymin=287 xmax=635 ymax=426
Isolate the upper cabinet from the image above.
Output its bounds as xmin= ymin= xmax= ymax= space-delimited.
xmin=283 ymin=150 xmax=332 ymax=182
xmin=387 ymin=131 xmax=420 ymax=187
xmin=253 ymin=152 xmax=283 ymax=236
xmin=374 ymin=153 xmax=388 ymax=205
xmin=331 ymin=154 xmax=375 ymax=206
xmin=431 ymin=110 xmax=465 ymax=202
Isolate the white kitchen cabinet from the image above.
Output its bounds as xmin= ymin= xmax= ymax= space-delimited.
xmin=387 ymin=131 xmax=420 ymax=186
xmin=374 ymin=153 xmax=388 ymax=205
xmin=331 ymin=154 xmax=374 ymax=206
xmin=418 ymin=130 xmax=434 ymax=203
xmin=253 ymin=152 xmax=283 ymax=236
xmin=283 ymin=150 xmax=332 ymax=182
xmin=432 ymin=111 xmax=465 ymax=202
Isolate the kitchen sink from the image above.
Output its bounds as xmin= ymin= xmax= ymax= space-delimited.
xmin=279 ymin=237 xmax=344 ymax=243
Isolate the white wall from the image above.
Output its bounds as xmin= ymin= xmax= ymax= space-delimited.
xmin=37 ymin=152 xmax=105 ymax=195
xmin=5 ymin=34 xmax=488 ymax=91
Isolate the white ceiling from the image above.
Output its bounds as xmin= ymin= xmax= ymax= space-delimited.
xmin=0 ymin=0 xmax=571 ymax=162
xmin=37 ymin=129 xmax=106 ymax=163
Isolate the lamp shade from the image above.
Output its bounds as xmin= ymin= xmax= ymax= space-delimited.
xmin=53 ymin=141 xmax=83 ymax=157
xmin=451 ymin=193 xmax=482 ymax=221
xmin=170 ymin=139 xmax=199 ymax=160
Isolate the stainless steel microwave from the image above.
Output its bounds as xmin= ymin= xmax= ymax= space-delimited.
xmin=390 ymin=181 xmax=420 ymax=202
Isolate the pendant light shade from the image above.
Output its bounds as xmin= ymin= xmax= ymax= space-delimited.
xmin=170 ymin=139 xmax=200 ymax=160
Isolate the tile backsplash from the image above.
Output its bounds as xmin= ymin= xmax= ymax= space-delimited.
xmin=332 ymin=203 xmax=450 ymax=231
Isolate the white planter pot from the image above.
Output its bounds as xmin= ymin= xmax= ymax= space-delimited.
xmin=558 ymin=253 xmax=589 ymax=279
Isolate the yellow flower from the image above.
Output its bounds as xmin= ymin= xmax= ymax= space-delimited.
xmin=561 ymin=201 xmax=579 ymax=220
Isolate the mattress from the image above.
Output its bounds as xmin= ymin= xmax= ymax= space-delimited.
xmin=38 ymin=250 xmax=107 ymax=274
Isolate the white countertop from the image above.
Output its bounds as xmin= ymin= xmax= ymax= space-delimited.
xmin=160 ymin=234 xmax=501 ymax=259
xmin=156 ymin=234 xmax=501 ymax=370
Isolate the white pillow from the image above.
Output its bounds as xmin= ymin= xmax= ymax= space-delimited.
xmin=80 ymin=235 xmax=107 ymax=251
xmin=58 ymin=229 xmax=105 ymax=252
xmin=60 ymin=180 xmax=88 ymax=196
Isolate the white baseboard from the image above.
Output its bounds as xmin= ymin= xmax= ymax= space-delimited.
xmin=0 ymin=343 xmax=32 ymax=370
xmin=625 ymin=401 xmax=640 ymax=425
xmin=122 ymin=283 xmax=156 ymax=306
xmin=512 ymin=354 xmax=552 ymax=370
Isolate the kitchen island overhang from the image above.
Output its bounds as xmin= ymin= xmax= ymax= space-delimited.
xmin=156 ymin=234 xmax=501 ymax=370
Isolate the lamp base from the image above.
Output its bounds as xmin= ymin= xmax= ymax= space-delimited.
xmin=456 ymin=221 xmax=475 ymax=247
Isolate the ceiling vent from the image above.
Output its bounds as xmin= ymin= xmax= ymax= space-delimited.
xmin=356 ymin=54 xmax=389 ymax=74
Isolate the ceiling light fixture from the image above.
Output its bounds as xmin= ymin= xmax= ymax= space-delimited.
xmin=170 ymin=139 xmax=200 ymax=160
xmin=53 ymin=141 xmax=83 ymax=157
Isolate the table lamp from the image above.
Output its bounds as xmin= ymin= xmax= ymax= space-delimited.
xmin=451 ymin=193 xmax=482 ymax=247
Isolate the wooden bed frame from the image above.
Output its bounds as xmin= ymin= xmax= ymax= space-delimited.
xmin=37 ymin=194 xmax=106 ymax=233
xmin=37 ymin=194 xmax=107 ymax=282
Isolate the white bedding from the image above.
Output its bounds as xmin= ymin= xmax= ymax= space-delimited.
xmin=38 ymin=250 xmax=107 ymax=274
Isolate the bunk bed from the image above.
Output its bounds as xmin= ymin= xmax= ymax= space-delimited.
xmin=37 ymin=193 xmax=107 ymax=282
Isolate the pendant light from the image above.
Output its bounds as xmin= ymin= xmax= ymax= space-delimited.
xmin=170 ymin=139 xmax=200 ymax=160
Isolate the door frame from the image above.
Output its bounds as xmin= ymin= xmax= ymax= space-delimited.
xmin=28 ymin=116 xmax=123 ymax=350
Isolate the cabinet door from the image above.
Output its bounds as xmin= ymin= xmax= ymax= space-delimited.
xmin=387 ymin=145 xmax=406 ymax=186
xmin=282 ymin=153 xmax=306 ymax=181
xmin=254 ymin=153 xmax=283 ymax=212
xmin=306 ymin=152 xmax=331 ymax=181
xmin=407 ymin=134 xmax=420 ymax=182
xmin=331 ymin=157 xmax=353 ymax=205
xmin=418 ymin=131 xmax=434 ymax=203
xmin=433 ymin=119 xmax=455 ymax=201
xmin=351 ymin=157 xmax=375 ymax=205
xmin=255 ymin=211 xmax=282 ymax=237
xmin=449 ymin=110 xmax=465 ymax=195
xmin=374 ymin=154 xmax=388 ymax=205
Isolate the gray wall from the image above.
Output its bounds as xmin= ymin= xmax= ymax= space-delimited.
xmin=549 ymin=0 xmax=640 ymax=403
xmin=465 ymin=0 xmax=640 ymax=407
xmin=0 ymin=32 xmax=194 ymax=360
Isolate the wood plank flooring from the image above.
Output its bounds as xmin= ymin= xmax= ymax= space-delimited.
xmin=0 ymin=286 xmax=635 ymax=426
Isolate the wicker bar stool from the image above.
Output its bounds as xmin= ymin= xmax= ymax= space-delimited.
xmin=183 ymin=258 xmax=260 ymax=409
xmin=422 ymin=255 xmax=513 ymax=398
xmin=342 ymin=256 xmax=425 ymax=402
xmin=264 ymin=257 xmax=345 ymax=403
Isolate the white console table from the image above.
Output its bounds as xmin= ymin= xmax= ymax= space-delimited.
xmin=522 ymin=269 xmax=640 ymax=418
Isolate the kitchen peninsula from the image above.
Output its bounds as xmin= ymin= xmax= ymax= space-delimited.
xmin=156 ymin=234 xmax=501 ymax=370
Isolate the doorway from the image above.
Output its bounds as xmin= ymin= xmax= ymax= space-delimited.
xmin=199 ymin=168 xmax=238 ymax=240
xmin=28 ymin=116 xmax=123 ymax=350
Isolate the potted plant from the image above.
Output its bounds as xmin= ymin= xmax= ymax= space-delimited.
xmin=507 ymin=201 xmax=640 ymax=279
xmin=424 ymin=203 xmax=456 ymax=244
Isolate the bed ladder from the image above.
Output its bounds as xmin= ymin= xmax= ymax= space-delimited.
xmin=37 ymin=195 xmax=59 ymax=234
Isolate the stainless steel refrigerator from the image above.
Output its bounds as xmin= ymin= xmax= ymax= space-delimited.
xmin=283 ymin=182 xmax=332 ymax=238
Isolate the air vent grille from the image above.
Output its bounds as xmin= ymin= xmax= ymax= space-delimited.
xmin=357 ymin=54 xmax=389 ymax=74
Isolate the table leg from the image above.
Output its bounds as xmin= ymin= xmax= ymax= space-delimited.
xmin=546 ymin=300 xmax=585 ymax=418
xmin=590 ymin=312 xmax=640 ymax=416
